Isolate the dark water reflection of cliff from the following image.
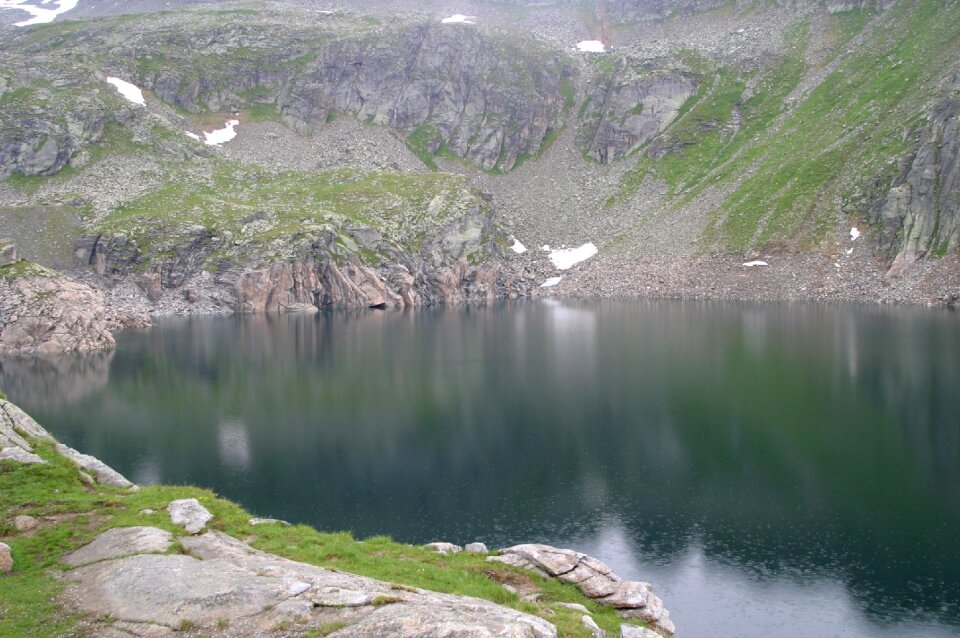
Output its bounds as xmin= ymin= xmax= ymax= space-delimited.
xmin=4 ymin=301 xmax=959 ymax=638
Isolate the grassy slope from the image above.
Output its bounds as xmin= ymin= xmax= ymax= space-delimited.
xmin=0 ymin=438 xmax=644 ymax=638
xmin=95 ymin=160 xmax=493 ymax=267
xmin=610 ymin=1 xmax=960 ymax=253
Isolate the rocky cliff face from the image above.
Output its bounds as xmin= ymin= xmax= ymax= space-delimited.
xmin=116 ymin=18 xmax=570 ymax=173
xmin=580 ymin=63 xmax=696 ymax=163
xmin=877 ymin=71 xmax=960 ymax=276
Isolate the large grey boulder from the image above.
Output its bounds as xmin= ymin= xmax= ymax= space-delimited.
xmin=64 ymin=527 xmax=558 ymax=636
xmin=64 ymin=527 xmax=174 ymax=567
xmin=167 ymin=498 xmax=213 ymax=534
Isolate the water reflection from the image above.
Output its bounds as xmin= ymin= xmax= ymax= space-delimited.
xmin=2 ymin=301 xmax=958 ymax=638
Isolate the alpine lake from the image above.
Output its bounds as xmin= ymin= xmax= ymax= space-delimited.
xmin=4 ymin=300 xmax=958 ymax=638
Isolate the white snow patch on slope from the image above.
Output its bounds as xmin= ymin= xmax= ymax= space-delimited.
xmin=576 ymin=40 xmax=605 ymax=53
xmin=742 ymin=260 xmax=769 ymax=267
xmin=203 ymin=119 xmax=240 ymax=146
xmin=850 ymin=227 xmax=861 ymax=241
xmin=442 ymin=14 xmax=476 ymax=24
xmin=549 ymin=242 xmax=597 ymax=270
xmin=106 ymin=77 xmax=146 ymax=106
xmin=511 ymin=238 xmax=527 ymax=254
xmin=541 ymin=276 xmax=563 ymax=288
xmin=184 ymin=131 xmax=201 ymax=141
xmin=0 ymin=0 xmax=79 ymax=26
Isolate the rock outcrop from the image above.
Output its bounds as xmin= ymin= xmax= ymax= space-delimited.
xmin=489 ymin=544 xmax=675 ymax=635
xmin=878 ymin=70 xmax=960 ymax=276
xmin=64 ymin=527 xmax=558 ymax=637
xmin=0 ymin=260 xmax=116 ymax=356
xmin=0 ymin=399 xmax=135 ymax=488
xmin=581 ymin=65 xmax=696 ymax=163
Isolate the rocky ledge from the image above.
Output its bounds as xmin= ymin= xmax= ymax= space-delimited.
xmin=490 ymin=545 xmax=675 ymax=635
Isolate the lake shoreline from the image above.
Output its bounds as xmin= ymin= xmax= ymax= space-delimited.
xmin=0 ymin=398 xmax=671 ymax=637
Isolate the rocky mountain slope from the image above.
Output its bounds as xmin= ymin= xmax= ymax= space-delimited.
xmin=0 ymin=0 xmax=957 ymax=320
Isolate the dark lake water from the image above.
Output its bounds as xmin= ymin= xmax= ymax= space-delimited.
xmin=3 ymin=300 xmax=959 ymax=638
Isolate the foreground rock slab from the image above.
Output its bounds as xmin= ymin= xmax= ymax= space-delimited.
xmin=489 ymin=544 xmax=675 ymax=635
xmin=64 ymin=527 xmax=557 ymax=637
xmin=64 ymin=527 xmax=173 ymax=567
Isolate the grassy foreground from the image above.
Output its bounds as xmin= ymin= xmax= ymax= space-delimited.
xmin=1 ymin=437 xmax=639 ymax=637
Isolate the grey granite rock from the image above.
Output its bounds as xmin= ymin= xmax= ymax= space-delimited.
xmin=167 ymin=498 xmax=213 ymax=534
xmin=64 ymin=527 xmax=174 ymax=567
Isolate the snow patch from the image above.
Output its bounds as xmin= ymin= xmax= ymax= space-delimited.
xmin=576 ymin=40 xmax=606 ymax=53
xmin=850 ymin=227 xmax=861 ymax=241
xmin=106 ymin=77 xmax=146 ymax=106
xmin=742 ymin=260 xmax=769 ymax=267
xmin=510 ymin=238 xmax=527 ymax=254
xmin=541 ymin=276 xmax=563 ymax=288
xmin=0 ymin=0 xmax=79 ymax=26
xmin=846 ymin=247 xmax=854 ymax=255
xmin=442 ymin=14 xmax=476 ymax=24
xmin=203 ymin=119 xmax=240 ymax=146
xmin=549 ymin=242 xmax=598 ymax=270
xmin=184 ymin=131 xmax=201 ymax=141
xmin=541 ymin=245 xmax=551 ymax=252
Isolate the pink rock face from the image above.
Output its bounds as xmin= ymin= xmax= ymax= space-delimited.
xmin=0 ymin=271 xmax=116 ymax=356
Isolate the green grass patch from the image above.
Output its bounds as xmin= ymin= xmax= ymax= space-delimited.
xmin=406 ymin=123 xmax=441 ymax=171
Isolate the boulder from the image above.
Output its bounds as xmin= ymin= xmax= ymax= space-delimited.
xmin=13 ymin=515 xmax=38 ymax=532
xmin=425 ymin=542 xmax=463 ymax=555
xmin=0 ymin=542 xmax=12 ymax=573
xmin=167 ymin=499 xmax=213 ymax=534
xmin=582 ymin=615 xmax=605 ymax=638
xmin=465 ymin=542 xmax=489 ymax=554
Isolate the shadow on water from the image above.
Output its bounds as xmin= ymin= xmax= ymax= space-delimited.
xmin=2 ymin=300 xmax=958 ymax=638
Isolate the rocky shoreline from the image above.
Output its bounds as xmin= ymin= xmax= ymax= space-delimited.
xmin=1 ymin=398 xmax=673 ymax=637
